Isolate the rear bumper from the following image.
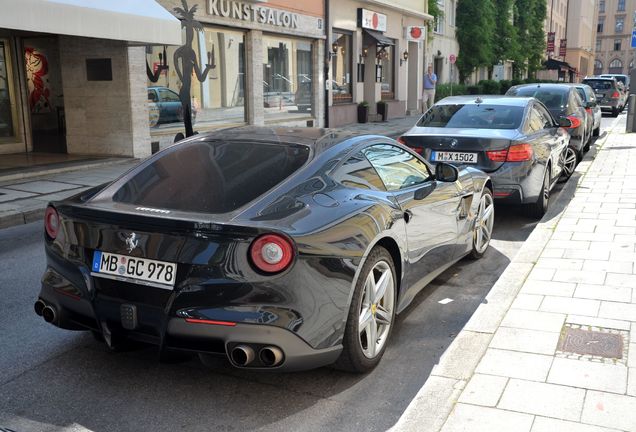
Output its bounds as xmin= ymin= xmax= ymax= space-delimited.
xmin=599 ymin=100 xmax=620 ymax=110
xmin=37 ymin=258 xmax=346 ymax=371
xmin=489 ymin=161 xmax=545 ymax=205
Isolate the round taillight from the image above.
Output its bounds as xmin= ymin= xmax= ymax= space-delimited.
xmin=250 ymin=234 xmax=294 ymax=273
xmin=44 ymin=206 xmax=60 ymax=239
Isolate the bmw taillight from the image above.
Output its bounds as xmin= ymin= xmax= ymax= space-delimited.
xmin=506 ymin=143 xmax=534 ymax=162
xmin=249 ymin=234 xmax=294 ymax=273
xmin=566 ymin=115 xmax=582 ymax=129
xmin=585 ymin=108 xmax=592 ymax=115
xmin=486 ymin=144 xmax=534 ymax=162
xmin=44 ymin=206 xmax=60 ymax=239
xmin=397 ymin=136 xmax=406 ymax=145
xmin=611 ymin=91 xmax=620 ymax=99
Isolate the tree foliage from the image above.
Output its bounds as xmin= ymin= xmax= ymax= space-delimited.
xmin=455 ymin=0 xmax=495 ymax=83
xmin=427 ymin=0 xmax=444 ymax=39
xmin=455 ymin=0 xmax=547 ymax=83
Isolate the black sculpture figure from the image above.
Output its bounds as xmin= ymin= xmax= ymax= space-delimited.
xmin=173 ymin=0 xmax=215 ymax=138
xmin=146 ymin=46 xmax=169 ymax=83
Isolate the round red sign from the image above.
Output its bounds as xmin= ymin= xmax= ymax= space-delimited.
xmin=372 ymin=13 xmax=379 ymax=29
xmin=410 ymin=27 xmax=422 ymax=39
xmin=449 ymin=54 xmax=457 ymax=64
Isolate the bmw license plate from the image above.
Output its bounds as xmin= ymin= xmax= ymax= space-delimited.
xmin=432 ymin=151 xmax=478 ymax=164
xmin=91 ymin=251 xmax=177 ymax=288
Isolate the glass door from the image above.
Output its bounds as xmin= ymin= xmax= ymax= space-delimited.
xmin=0 ymin=39 xmax=18 ymax=143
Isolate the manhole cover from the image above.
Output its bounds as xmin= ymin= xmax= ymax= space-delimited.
xmin=558 ymin=327 xmax=623 ymax=359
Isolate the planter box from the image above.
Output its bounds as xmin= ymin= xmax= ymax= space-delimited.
xmin=357 ymin=105 xmax=369 ymax=123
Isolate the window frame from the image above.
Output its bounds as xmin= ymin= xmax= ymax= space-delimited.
xmin=361 ymin=142 xmax=435 ymax=192
xmin=331 ymin=29 xmax=353 ymax=105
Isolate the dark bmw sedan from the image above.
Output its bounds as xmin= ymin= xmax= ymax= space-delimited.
xmin=36 ymin=127 xmax=493 ymax=373
xmin=506 ymin=83 xmax=590 ymax=177
xmin=399 ymin=95 xmax=569 ymax=218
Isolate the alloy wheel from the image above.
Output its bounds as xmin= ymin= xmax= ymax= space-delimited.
xmin=562 ymin=147 xmax=577 ymax=178
xmin=474 ymin=192 xmax=494 ymax=254
xmin=358 ymin=261 xmax=395 ymax=359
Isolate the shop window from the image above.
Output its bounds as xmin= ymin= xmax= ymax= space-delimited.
xmin=0 ymin=40 xmax=16 ymax=140
xmin=145 ymin=27 xmax=246 ymax=130
xmin=615 ymin=17 xmax=624 ymax=33
xmin=331 ymin=31 xmax=353 ymax=104
xmin=263 ymin=36 xmax=314 ymax=120
xmin=378 ymin=45 xmax=394 ymax=100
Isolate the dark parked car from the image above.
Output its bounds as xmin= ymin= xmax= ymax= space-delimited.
xmin=582 ymin=77 xmax=624 ymax=117
xmin=35 ymin=127 xmax=493 ymax=373
xmin=569 ymin=83 xmax=601 ymax=137
xmin=147 ymin=86 xmax=197 ymax=126
xmin=399 ymin=95 xmax=569 ymax=218
xmin=506 ymin=84 xmax=589 ymax=177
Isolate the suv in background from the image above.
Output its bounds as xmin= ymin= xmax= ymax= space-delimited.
xmin=582 ymin=77 xmax=624 ymax=117
xmin=600 ymin=74 xmax=630 ymax=91
xmin=569 ymin=83 xmax=601 ymax=137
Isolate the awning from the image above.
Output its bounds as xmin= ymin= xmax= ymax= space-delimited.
xmin=364 ymin=29 xmax=395 ymax=46
xmin=0 ymin=0 xmax=182 ymax=45
xmin=543 ymin=58 xmax=575 ymax=71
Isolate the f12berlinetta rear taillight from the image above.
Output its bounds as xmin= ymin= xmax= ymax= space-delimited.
xmin=249 ymin=234 xmax=294 ymax=273
xmin=44 ymin=206 xmax=60 ymax=239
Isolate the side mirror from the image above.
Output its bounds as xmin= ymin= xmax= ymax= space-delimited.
xmin=558 ymin=117 xmax=572 ymax=128
xmin=414 ymin=182 xmax=437 ymax=200
xmin=435 ymin=163 xmax=459 ymax=183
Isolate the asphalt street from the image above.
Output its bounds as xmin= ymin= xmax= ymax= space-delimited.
xmin=0 ymin=115 xmax=618 ymax=432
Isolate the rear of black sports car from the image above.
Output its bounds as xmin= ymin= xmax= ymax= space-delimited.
xmin=35 ymin=135 xmax=360 ymax=371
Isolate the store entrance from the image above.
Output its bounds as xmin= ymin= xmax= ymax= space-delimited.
xmin=23 ymin=36 xmax=66 ymax=153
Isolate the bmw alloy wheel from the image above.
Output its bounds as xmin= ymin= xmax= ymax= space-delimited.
xmin=473 ymin=191 xmax=494 ymax=255
xmin=562 ymin=147 xmax=577 ymax=179
xmin=358 ymin=261 xmax=395 ymax=359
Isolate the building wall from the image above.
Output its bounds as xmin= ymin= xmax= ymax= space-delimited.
xmin=565 ymin=0 xmax=596 ymax=80
xmin=593 ymin=0 xmax=636 ymax=75
xmin=429 ymin=0 xmax=459 ymax=84
xmin=59 ymin=37 xmax=151 ymax=157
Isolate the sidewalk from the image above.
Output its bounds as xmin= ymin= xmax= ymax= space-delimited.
xmin=0 ymin=116 xmax=420 ymax=230
xmin=393 ymin=115 xmax=636 ymax=432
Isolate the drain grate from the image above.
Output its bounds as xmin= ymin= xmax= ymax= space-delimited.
xmin=557 ymin=324 xmax=628 ymax=364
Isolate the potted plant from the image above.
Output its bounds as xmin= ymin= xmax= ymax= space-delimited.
xmin=357 ymin=101 xmax=369 ymax=123
xmin=377 ymin=100 xmax=388 ymax=121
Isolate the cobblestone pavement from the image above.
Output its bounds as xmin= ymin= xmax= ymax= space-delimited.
xmin=393 ymin=114 xmax=636 ymax=432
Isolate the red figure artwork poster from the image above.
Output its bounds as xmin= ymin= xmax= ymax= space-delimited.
xmin=25 ymin=47 xmax=51 ymax=113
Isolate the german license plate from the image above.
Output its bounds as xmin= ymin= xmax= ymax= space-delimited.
xmin=432 ymin=151 xmax=478 ymax=164
xmin=595 ymin=93 xmax=605 ymax=99
xmin=91 ymin=251 xmax=177 ymax=288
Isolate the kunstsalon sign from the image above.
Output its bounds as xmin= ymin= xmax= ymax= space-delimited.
xmin=207 ymin=0 xmax=300 ymax=29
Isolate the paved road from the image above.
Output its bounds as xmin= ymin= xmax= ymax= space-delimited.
xmin=0 ymin=116 xmax=619 ymax=432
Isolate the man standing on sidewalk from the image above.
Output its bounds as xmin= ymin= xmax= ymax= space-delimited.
xmin=422 ymin=64 xmax=437 ymax=112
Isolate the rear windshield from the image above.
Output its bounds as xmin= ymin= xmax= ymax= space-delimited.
xmin=583 ymin=80 xmax=614 ymax=91
xmin=508 ymin=88 xmax=566 ymax=109
xmin=602 ymin=75 xmax=626 ymax=85
xmin=112 ymin=140 xmax=310 ymax=213
xmin=417 ymin=104 xmax=524 ymax=129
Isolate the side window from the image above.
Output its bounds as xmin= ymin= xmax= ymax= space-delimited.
xmin=527 ymin=108 xmax=544 ymax=133
xmin=333 ymin=152 xmax=386 ymax=191
xmin=363 ymin=144 xmax=433 ymax=191
xmin=159 ymin=89 xmax=180 ymax=102
xmin=148 ymin=90 xmax=158 ymax=102
xmin=535 ymin=104 xmax=555 ymax=129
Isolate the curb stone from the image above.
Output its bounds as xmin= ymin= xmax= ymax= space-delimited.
xmin=389 ymin=117 xmax=622 ymax=432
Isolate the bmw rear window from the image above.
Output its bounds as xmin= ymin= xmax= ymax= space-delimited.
xmin=508 ymin=88 xmax=566 ymax=110
xmin=112 ymin=140 xmax=310 ymax=213
xmin=417 ymin=104 xmax=524 ymax=129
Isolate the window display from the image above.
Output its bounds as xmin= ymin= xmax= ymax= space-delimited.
xmin=331 ymin=31 xmax=352 ymax=104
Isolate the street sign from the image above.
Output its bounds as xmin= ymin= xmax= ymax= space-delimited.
xmin=632 ymin=28 xmax=636 ymax=48
xmin=449 ymin=54 xmax=456 ymax=64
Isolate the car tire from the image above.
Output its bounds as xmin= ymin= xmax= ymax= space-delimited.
xmin=526 ymin=167 xmax=550 ymax=219
xmin=334 ymin=246 xmax=396 ymax=373
xmin=559 ymin=147 xmax=577 ymax=182
xmin=469 ymin=188 xmax=494 ymax=260
xmin=593 ymin=125 xmax=600 ymax=137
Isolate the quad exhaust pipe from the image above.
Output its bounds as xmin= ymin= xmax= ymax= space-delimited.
xmin=230 ymin=345 xmax=255 ymax=366
xmin=34 ymin=299 xmax=57 ymax=324
xmin=259 ymin=346 xmax=284 ymax=367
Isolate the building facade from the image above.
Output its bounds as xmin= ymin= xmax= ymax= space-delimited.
xmin=0 ymin=0 xmax=181 ymax=157
xmin=564 ymin=0 xmax=597 ymax=80
xmin=327 ymin=0 xmax=431 ymax=126
xmin=151 ymin=0 xmax=326 ymax=147
xmin=429 ymin=0 xmax=460 ymax=85
xmin=593 ymin=0 xmax=636 ymax=76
